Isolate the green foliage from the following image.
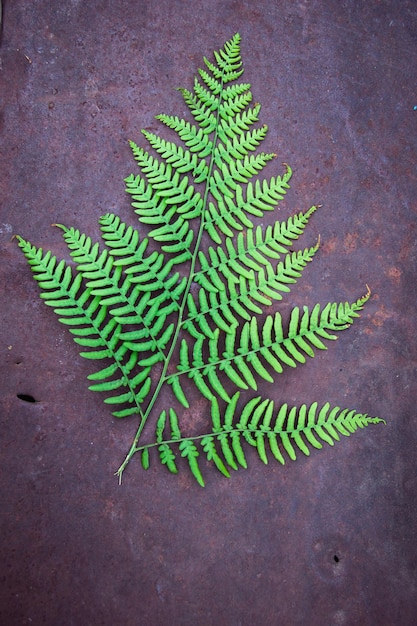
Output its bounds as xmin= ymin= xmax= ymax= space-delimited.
xmin=17 ymin=34 xmax=384 ymax=485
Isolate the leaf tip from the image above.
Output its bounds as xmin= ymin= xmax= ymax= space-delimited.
xmin=52 ymin=223 xmax=67 ymax=232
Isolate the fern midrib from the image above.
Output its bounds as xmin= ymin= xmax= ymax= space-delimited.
xmin=116 ymin=71 xmax=229 ymax=480
xmin=131 ymin=414 xmax=382 ymax=454
xmin=86 ymin=323 xmax=146 ymax=420
xmin=65 ymin=298 xmax=147 ymax=421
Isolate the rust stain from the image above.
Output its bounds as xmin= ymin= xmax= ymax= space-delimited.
xmin=103 ymin=498 xmax=123 ymax=521
xmin=343 ymin=232 xmax=358 ymax=253
xmin=321 ymin=236 xmax=338 ymax=256
xmin=370 ymin=305 xmax=393 ymax=328
xmin=398 ymin=223 xmax=416 ymax=263
xmin=386 ymin=266 xmax=402 ymax=284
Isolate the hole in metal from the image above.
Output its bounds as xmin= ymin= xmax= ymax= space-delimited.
xmin=17 ymin=393 xmax=36 ymax=403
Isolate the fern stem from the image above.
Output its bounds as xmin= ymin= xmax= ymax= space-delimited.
xmin=116 ymin=72 xmax=228 ymax=483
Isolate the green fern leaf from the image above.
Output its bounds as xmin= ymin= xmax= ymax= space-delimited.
xmin=200 ymin=436 xmax=231 ymax=478
xmin=141 ymin=395 xmax=384 ymax=484
xmin=141 ymin=130 xmax=210 ymax=183
xmin=18 ymin=33 xmax=384 ymax=486
xmin=185 ymin=244 xmax=319 ymax=334
xmin=194 ymin=205 xmax=318 ymax=293
xmin=16 ymin=238 xmax=151 ymax=417
xmin=179 ymin=440 xmax=205 ymax=487
xmin=155 ymin=115 xmax=213 ymax=159
xmin=171 ymin=292 xmax=371 ymax=401
xmin=141 ymin=447 xmax=150 ymax=471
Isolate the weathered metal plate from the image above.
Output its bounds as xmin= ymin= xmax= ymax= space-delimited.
xmin=1 ymin=1 xmax=416 ymax=624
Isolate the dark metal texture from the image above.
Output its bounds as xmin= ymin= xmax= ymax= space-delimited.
xmin=1 ymin=1 xmax=416 ymax=624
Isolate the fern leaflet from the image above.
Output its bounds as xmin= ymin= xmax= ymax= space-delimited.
xmin=136 ymin=394 xmax=385 ymax=487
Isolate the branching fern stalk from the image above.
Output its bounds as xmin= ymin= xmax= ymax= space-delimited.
xmin=17 ymin=34 xmax=384 ymax=486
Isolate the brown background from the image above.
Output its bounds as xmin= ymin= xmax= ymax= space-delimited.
xmin=1 ymin=1 xmax=416 ymax=624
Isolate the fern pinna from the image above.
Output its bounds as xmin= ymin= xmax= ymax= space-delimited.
xmin=17 ymin=34 xmax=384 ymax=485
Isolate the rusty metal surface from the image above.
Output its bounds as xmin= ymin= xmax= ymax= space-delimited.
xmin=1 ymin=1 xmax=416 ymax=624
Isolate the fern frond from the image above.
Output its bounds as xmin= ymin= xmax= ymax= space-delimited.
xmin=18 ymin=34 xmax=384 ymax=485
xmin=98 ymin=214 xmax=188 ymax=305
xmin=155 ymin=115 xmax=214 ymax=156
xmin=57 ymin=225 xmax=181 ymax=360
xmin=156 ymin=410 xmax=179 ymax=474
xmin=195 ymin=207 xmax=318 ymax=293
xmin=218 ymin=89 xmax=254 ymax=120
xmin=141 ymin=130 xmax=210 ymax=183
xmin=203 ymin=166 xmax=292 ymax=243
xmin=179 ymin=88 xmax=218 ymax=132
xmin=185 ymin=245 xmax=319 ymax=335
xmin=16 ymin=238 xmax=151 ymax=416
xmin=138 ymin=393 xmax=384 ymax=485
xmin=170 ymin=292 xmax=370 ymax=402
xmin=200 ymin=39 xmax=241 ymax=83
xmin=217 ymin=105 xmax=264 ymax=142
xmin=128 ymin=142 xmax=204 ymax=219
xmin=214 ymin=149 xmax=277 ymax=185
xmin=124 ymin=168 xmax=197 ymax=255
xmin=183 ymin=249 xmax=310 ymax=337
